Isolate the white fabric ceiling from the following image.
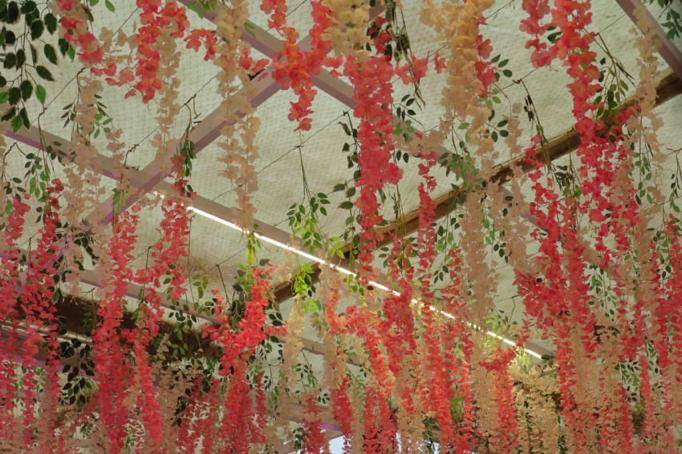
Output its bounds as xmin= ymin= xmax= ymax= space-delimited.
xmin=2 ymin=0 xmax=680 ymax=351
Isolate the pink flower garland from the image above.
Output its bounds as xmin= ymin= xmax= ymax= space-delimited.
xmin=0 ymin=196 xmax=29 ymax=441
xmin=93 ymin=207 xmax=139 ymax=454
xmin=19 ymin=180 xmax=64 ymax=447
xmin=345 ymin=55 xmax=402 ymax=266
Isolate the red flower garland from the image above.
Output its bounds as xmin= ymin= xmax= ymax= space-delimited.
xmin=185 ymin=28 xmax=217 ymax=61
xmin=131 ymin=0 xmax=189 ymax=102
xmin=19 ymin=180 xmax=64 ymax=447
xmin=0 ymin=196 xmax=29 ymax=441
xmin=345 ymin=55 xmax=402 ymax=266
xmin=260 ymin=0 xmax=287 ymax=30
xmin=269 ymin=1 xmax=335 ymax=131
xmin=133 ymin=329 xmax=164 ymax=448
xmin=93 ymin=207 xmax=139 ymax=454
xmin=55 ymin=0 xmax=104 ymax=65
xmin=519 ymin=0 xmax=553 ymax=67
xmin=302 ymin=395 xmax=327 ymax=453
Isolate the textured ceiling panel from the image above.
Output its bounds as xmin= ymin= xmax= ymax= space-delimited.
xmin=2 ymin=0 xmax=681 ymax=350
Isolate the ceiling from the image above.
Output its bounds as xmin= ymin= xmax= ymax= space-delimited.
xmin=2 ymin=0 xmax=681 ymax=359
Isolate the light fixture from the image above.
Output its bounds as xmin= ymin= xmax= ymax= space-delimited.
xmin=188 ymin=205 xmax=543 ymax=360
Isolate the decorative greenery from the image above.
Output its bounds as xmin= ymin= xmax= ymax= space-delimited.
xmin=0 ymin=0 xmax=74 ymax=130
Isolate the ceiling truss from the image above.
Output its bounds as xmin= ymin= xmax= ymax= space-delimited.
xmin=1 ymin=0 xmax=681 ymax=443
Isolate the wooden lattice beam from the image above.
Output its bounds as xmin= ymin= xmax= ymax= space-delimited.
xmin=264 ymin=71 xmax=681 ymax=362
xmin=373 ymin=70 xmax=682 ymax=243
xmin=90 ymin=71 xmax=280 ymax=224
xmin=1 ymin=124 xmax=334 ymax=360
xmin=616 ymin=0 xmax=682 ymax=81
xmin=89 ymin=1 xmax=386 ymax=224
xmin=181 ymin=1 xmax=384 ymax=106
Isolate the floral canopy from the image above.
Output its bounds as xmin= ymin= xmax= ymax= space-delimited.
xmin=0 ymin=0 xmax=681 ymax=452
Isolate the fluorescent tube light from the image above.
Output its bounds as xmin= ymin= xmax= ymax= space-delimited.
xmin=187 ymin=205 xmax=543 ymax=360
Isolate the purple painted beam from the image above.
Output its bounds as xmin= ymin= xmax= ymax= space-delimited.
xmin=616 ymin=0 xmax=682 ymax=81
xmin=92 ymin=69 xmax=280 ymax=225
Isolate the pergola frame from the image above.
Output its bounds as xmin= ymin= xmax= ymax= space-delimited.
xmin=3 ymin=0 xmax=680 ymax=363
xmin=1 ymin=0 xmax=681 ymax=445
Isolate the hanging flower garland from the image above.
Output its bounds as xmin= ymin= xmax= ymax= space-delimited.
xmin=0 ymin=0 xmax=680 ymax=451
xmin=0 ymin=195 xmax=29 ymax=443
xmin=345 ymin=53 xmax=402 ymax=267
xmin=18 ymin=180 xmax=64 ymax=448
xmin=92 ymin=207 xmax=139 ymax=453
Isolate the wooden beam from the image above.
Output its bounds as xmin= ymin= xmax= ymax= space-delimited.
xmin=1 ymin=124 xmax=292 ymax=245
xmin=262 ymin=71 xmax=680 ymax=361
xmin=89 ymin=0 xmax=388 ymax=224
xmin=90 ymin=71 xmax=280 ymax=225
xmin=616 ymin=0 xmax=682 ymax=81
xmin=181 ymin=1 xmax=384 ymax=108
xmin=2 ymin=124 xmax=336 ymax=358
xmin=80 ymin=267 xmax=331 ymax=359
xmin=374 ymin=70 xmax=682 ymax=243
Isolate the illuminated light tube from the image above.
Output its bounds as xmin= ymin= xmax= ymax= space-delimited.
xmin=187 ymin=205 xmax=543 ymax=360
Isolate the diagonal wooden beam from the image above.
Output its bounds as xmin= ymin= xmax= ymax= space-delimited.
xmin=374 ymin=70 xmax=682 ymax=243
xmin=2 ymin=125 xmax=290 ymax=241
xmin=90 ymin=0 xmax=386 ymax=225
xmin=616 ymin=0 xmax=682 ymax=81
xmin=2 ymin=124 xmax=334 ymax=359
xmin=261 ymin=72 xmax=680 ymax=362
xmin=90 ymin=70 xmax=280 ymax=225
xmin=183 ymin=1 xmax=384 ymax=107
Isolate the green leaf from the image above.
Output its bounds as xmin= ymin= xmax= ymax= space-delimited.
xmin=44 ymin=44 xmax=57 ymax=65
xmin=3 ymin=53 xmax=16 ymax=69
xmin=19 ymin=108 xmax=29 ymax=128
xmin=11 ymin=115 xmax=22 ymax=132
xmin=58 ymin=38 xmax=70 ymax=56
xmin=36 ymin=66 xmax=54 ymax=81
xmin=3 ymin=30 xmax=16 ymax=45
xmin=1 ymin=107 xmax=16 ymax=122
xmin=113 ymin=188 xmax=126 ymax=215
xmin=44 ymin=13 xmax=58 ymax=34
xmin=35 ymin=85 xmax=46 ymax=104
xmin=20 ymin=80 xmax=32 ymax=100
xmin=0 ymin=91 xmax=6 ymax=103
xmin=29 ymin=44 xmax=37 ymax=64
xmin=16 ymin=49 xmax=25 ymax=67
xmin=8 ymin=87 xmax=20 ymax=104
xmin=6 ymin=2 xmax=19 ymax=23
xmin=20 ymin=1 xmax=37 ymax=14
xmin=104 ymin=0 xmax=115 ymax=11
xmin=302 ymin=298 xmax=321 ymax=314
xmin=30 ymin=20 xmax=44 ymax=40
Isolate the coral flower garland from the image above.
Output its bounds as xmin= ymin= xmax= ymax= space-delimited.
xmin=93 ymin=208 xmax=139 ymax=454
xmin=54 ymin=0 xmax=104 ymax=65
xmin=18 ymin=180 xmax=64 ymax=447
xmin=0 ymin=0 xmax=680 ymax=451
xmin=268 ymin=0 xmax=335 ymax=131
xmin=345 ymin=55 xmax=402 ymax=266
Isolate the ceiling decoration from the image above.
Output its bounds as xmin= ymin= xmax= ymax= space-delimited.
xmin=0 ymin=0 xmax=681 ymax=452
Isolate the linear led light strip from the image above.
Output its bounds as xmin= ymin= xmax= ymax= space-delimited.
xmin=188 ymin=205 xmax=543 ymax=360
